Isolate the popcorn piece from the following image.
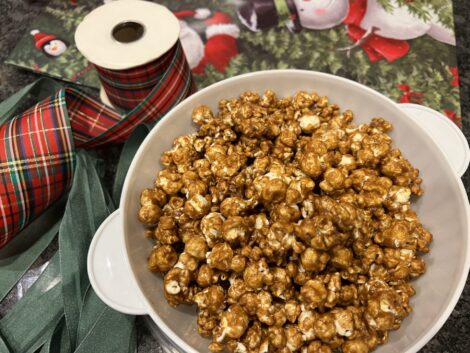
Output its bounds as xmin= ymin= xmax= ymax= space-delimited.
xmin=208 ymin=242 xmax=233 ymax=271
xmin=332 ymin=308 xmax=354 ymax=337
xmin=215 ymin=305 xmax=249 ymax=341
xmin=298 ymin=114 xmax=321 ymax=134
xmin=220 ymin=197 xmax=248 ymax=217
xmin=137 ymin=204 xmax=162 ymax=225
xmin=154 ymin=216 xmax=179 ymax=244
xmin=184 ymin=194 xmax=211 ymax=219
xmin=193 ymin=285 xmax=225 ymax=313
xmin=156 ymin=169 xmax=183 ymax=195
xmin=243 ymin=322 xmax=264 ymax=350
xmin=201 ymin=212 xmax=225 ymax=248
xmin=320 ymin=168 xmax=349 ymax=193
xmin=185 ymin=236 xmax=208 ymax=260
xmin=254 ymin=173 xmax=288 ymax=204
xmin=173 ymin=252 xmax=197 ymax=273
xmin=192 ymin=105 xmax=214 ymax=125
xmin=140 ymin=188 xmax=167 ymax=208
xmin=300 ymin=279 xmax=327 ymax=309
xmin=243 ymin=260 xmax=266 ymax=290
xmin=298 ymin=310 xmax=317 ymax=341
xmin=314 ymin=313 xmax=337 ymax=343
xmin=222 ymin=216 xmax=248 ymax=244
xmin=304 ymin=341 xmax=333 ymax=353
xmin=147 ymin=245 xmax=178 ymax=272
xmin=342 ymin=339 xmax=370 ymax=353
xmin=301 ymin=248 xmax=330 ymax=273
xmin=285 ymin=325 xmax=303 ymax=352
xmin=196 ymin=264 xmax=215 ymax=287
xmin=163 ymin=268 xmax=191 ymax=306
xmin=330 ymin=245 xmax=353 ymax=270
xmin=299 ymin=152 xmax=322 ymax=178
xmin=230 ymin=254 xmax=247 ymax=273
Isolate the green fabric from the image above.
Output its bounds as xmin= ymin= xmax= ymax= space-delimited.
xmin=0 ymin=78 xmax=62 ymax=124
xmin=39 ymin=317 xmax=71 ymax=353
xmin=0 ymin=332 xmax=11 ymax=353
xmin=0 ymin=220 xmax=60 ymax=302
xmin=76 ymin=286 xmax=106 ymax=343
xmin=74 ymin=288 xmax=136 ymax=353
xmin=58 ymin=151 xmax=115 ymax=350
xmin=112 ymin=124 xmax=150 ymax=204
xmin=0 ymin=76 xmax=152 ymax=353
xmin=0 ymin=254 xmax=64 ymax=353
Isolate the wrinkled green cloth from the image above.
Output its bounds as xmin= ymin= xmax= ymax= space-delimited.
xmin=0 ymin=80 xmax=150 ymax=353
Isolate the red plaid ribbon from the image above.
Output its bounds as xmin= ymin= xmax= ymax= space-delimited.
xmin=0 ymin=41 xmax=194 ymax=248
xmin=95 ymin=42 xmax=181 ymax=110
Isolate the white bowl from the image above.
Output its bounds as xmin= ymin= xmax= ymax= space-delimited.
xmin=88 ymin=70 xmax=470 ymax=353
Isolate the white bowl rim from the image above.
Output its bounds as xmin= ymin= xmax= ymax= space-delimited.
xmin=120 ymin=69 xmax=470 ymax=353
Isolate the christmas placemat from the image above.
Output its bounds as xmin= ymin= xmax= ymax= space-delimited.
xmin=5 ymin=6 xmax=100 ymax=88
xmin=6 ymin=0 xmax=462 ymax=125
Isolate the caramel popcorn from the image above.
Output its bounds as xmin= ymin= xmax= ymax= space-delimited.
xmin=137 ymin=204 xmax=162 ymax=225
xmin=138 ymin=90 xmax=432 ymax=353
xmin=147 ymin=245 xmax=178 ymax=272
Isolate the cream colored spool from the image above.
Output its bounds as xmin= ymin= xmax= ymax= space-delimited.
xmin=75 ymin=0 xmax=180 ymax=70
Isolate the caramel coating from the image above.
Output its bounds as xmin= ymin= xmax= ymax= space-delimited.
xmin=185 ymin=236 xmax=208 ymax=260
xmin=194 ymin=285 xmax=226 ymax=313
xmin=138 ymin=90 xmax=432 ymax=353
xmin=147 ymin=245 xmax=178 ymax=272
xmin=300 ymin=279 xmax=327 ymax=309
xmin=184 ymin=194 xmax=211 ymax=219
xmin=208 ymin=242 xmax=234 ymax=271
xmin=137 ymin=204 xmax=162 ymax=225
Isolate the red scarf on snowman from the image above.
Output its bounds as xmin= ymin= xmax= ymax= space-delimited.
xmin=344 ymin=0 xmax=409 ymax=62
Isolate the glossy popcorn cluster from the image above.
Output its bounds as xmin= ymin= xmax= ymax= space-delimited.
xmin=138 ymin=90 xmax=432 ymax=353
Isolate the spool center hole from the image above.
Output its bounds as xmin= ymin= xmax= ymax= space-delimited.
xmin=112 ymin=21 xmax=145 ymax=43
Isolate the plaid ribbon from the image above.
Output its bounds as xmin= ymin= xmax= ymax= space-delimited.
xmin=0 ymin=40 xmax=195 ymax=249
xmin=95 ymin=42 xmax=182 ymax=110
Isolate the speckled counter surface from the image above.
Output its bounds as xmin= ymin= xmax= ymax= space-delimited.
xmin=0 ymin=1 xmax=469 ymax=352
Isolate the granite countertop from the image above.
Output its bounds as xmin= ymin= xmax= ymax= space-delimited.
xmin=0 ymin=1 xmax=469 ymax=352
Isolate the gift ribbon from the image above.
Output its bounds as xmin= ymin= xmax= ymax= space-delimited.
xmin=0 ymin=40 xmax=195 ymax=249
xmin=95 ymin=42 xmax=184 ymax=110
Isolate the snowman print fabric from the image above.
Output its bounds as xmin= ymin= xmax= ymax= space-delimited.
xmin=167 ymin=0 xmax=461 ymax=126
xmin=7 ymin=0 xmax=461 ymax=126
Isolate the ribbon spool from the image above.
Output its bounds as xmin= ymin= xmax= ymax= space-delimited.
xmin=0 ymin=1 xmax=195 ymax=249
xmin=75 ymin=0 xmax=194 ymax=110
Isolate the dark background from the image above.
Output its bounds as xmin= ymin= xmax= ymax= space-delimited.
xmin=0 ymin=0 xmax=468 ymax=352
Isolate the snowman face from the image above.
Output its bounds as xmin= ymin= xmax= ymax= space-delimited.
xmin=43 ymin=39 xmax=67 ymax=57
xmin=294 ymin=0 xmax=349 ymax=30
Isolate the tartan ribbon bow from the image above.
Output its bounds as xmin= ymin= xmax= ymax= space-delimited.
xmin=0 ymin=41 xmax=195 ymax=249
